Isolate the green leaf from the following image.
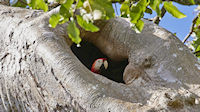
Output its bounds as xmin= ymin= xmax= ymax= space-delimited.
xmin=108 ymin=0 xmax=121 ymax=2
xmin=145 ymin=7 xmax=152 ymax=15
xmin=138 ymin=0 xmax=150 ymax=11
xmin=196 ymin=31 xmax=200 ymax=38
xmin=88 ymin=0 xmax=115 ymax=20
xmin=37 ymin=1 xmax=48 ymax=12
xmin=195 ymin=44 xmax=200 ymax=58
xmin=59 ymin=18 xmax=69 ymax=24
xmin=164 ymin=1 xmax=186 ymax=19
xmin=29 ymin=0 xmax=48 ymax=12
xmin=193 ymin=33 xmax=200 ymax=48
xmin=49 ymin=13 xmax=62 ymax=28
xmin=76 ymin=0 xmax=84 ymax=8
xmin=57 ymin=0 xmax=73 ymax=24
xmin=135 ymin=19 xmax=144 ymax=32
xmin=67 ymin=20 xmax=82 ymax=44
xmin=13 ymin=0 xmax=27 ymax=8
xmin=62 ymin=0 xmax=73 ymax=9
xmin=28 ymin=0 xmax=35 ymax=8
xmin=60 ymin=4 xmax=71 ymax=19
xmin=195 ymin=18 xmax=200 ymax=26
xmin=130 ymin=23 xmax=139 ymax=33
xmin=150 ymin=0 xmax=162 ymax=17
xmin=120 ymin=0 xmax=130 ymax=17
xmin=155 ymin=4 xmax=161 ymax=17
xmin=76 ymin=15 xmax=99 ymax=32
xmin=188 ymin=0 xmax=195 ymax=5
xmin=150 ymin=0 xmax=161 ymax=10
xmin=129 ymin=0 xmax=149 ymax=33
xmin=195 ymin=38 xmax=200 ymax=46
xmin=130 ymin=0 xmax=149 ymax=23
xmin=173 ymin=32 xmax=177 ymax=36
xmin=130 ymin=6 xmax=142 ymax=23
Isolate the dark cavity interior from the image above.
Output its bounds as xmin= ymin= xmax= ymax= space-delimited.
xmin=71 ymin=41 xmax=128 ymax=83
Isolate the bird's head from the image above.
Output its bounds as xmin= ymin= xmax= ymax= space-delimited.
xmin=91 ymin=58 xmax=108 ymax=74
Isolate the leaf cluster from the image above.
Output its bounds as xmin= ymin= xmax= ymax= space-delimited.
xmin=120 ymin=0 xmax=187 ymax=32
xmin=11 ymin=0 xmax=188 ymax=45
xmin=190 ymin=8 xmax=200 ymax=58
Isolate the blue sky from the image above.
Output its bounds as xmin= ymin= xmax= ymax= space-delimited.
xmin=114 ymin=2 xmax=198 ymax=42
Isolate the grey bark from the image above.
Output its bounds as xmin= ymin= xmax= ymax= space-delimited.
xmin=0 ymin=4 xmax=200 ymax=112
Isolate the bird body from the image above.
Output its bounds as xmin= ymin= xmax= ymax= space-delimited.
xmin=91 ymin=58 xmax=108 ymax=74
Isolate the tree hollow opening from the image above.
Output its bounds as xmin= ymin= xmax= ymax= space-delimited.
xmin=71 ymin=41 xmax=128 ymax=83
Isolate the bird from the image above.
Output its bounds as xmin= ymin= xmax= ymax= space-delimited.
xmin=91 ymin=58 xmax=108 ymax=74
xmin=71 ymin=41 xmax=127 ymax=83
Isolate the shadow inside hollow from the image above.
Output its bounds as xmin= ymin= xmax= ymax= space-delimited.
xmin=71 ymin=41 xmax=128 ymax=83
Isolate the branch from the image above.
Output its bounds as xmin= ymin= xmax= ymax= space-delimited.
xmin=18 ymin=0 xmax=27 ymax=5
xmin=194 ymin=50 xmax=200 ymax=54
xmin=143 ymin=18 xmax=154 ymax=21
xmin=153 ymin=6 xmax=166 ymax=25
xmin=182 ymin=12 xmax=200 ymax=43
xmin=0 ymin=0 xmax=10 ymax=5
xmin=114 ymin=3 xmax=119 ymax=16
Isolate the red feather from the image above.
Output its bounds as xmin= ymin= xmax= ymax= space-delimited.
xmin=91 ymin=58 xmax=107 ymax=74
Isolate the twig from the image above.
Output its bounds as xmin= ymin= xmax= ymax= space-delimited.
xmin=182 ymin=12 xmax=200 ymax=43
xmin=87 ymin=0 xmax=93 ymax=15
xmin=115 ymin=3 xmax=119 ymax=16
xmin=18 ymin=0 xmax=27 ymax=5
xmin=153 ymin=6 xmax=166 ymax=25
xmin=73 ymin=0 xmax=79 ymax=12
xmin=143 ymin=18 xmax=154 ymax=21
xmin=194 ymin=50 xmax=200 ymax=54
xmin=48 ymin=2 xmax=60 ymax=7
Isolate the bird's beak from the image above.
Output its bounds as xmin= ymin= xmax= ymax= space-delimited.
xmin=100 ymin=60 xmax=108 ymax=70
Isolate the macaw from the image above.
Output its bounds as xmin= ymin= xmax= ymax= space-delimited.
xmin=91 ymin=58 xmax=108 ymax=74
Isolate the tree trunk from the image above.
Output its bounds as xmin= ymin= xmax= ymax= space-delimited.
xmin=0 ymin=4 xmax=200 ymax=111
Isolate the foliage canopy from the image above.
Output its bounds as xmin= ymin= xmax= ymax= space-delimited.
xmin=10 ymin=0 xmax=200 ymax=58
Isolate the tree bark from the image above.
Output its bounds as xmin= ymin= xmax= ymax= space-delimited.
xmin=0 ymin=4 xmax=200 ymax=111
